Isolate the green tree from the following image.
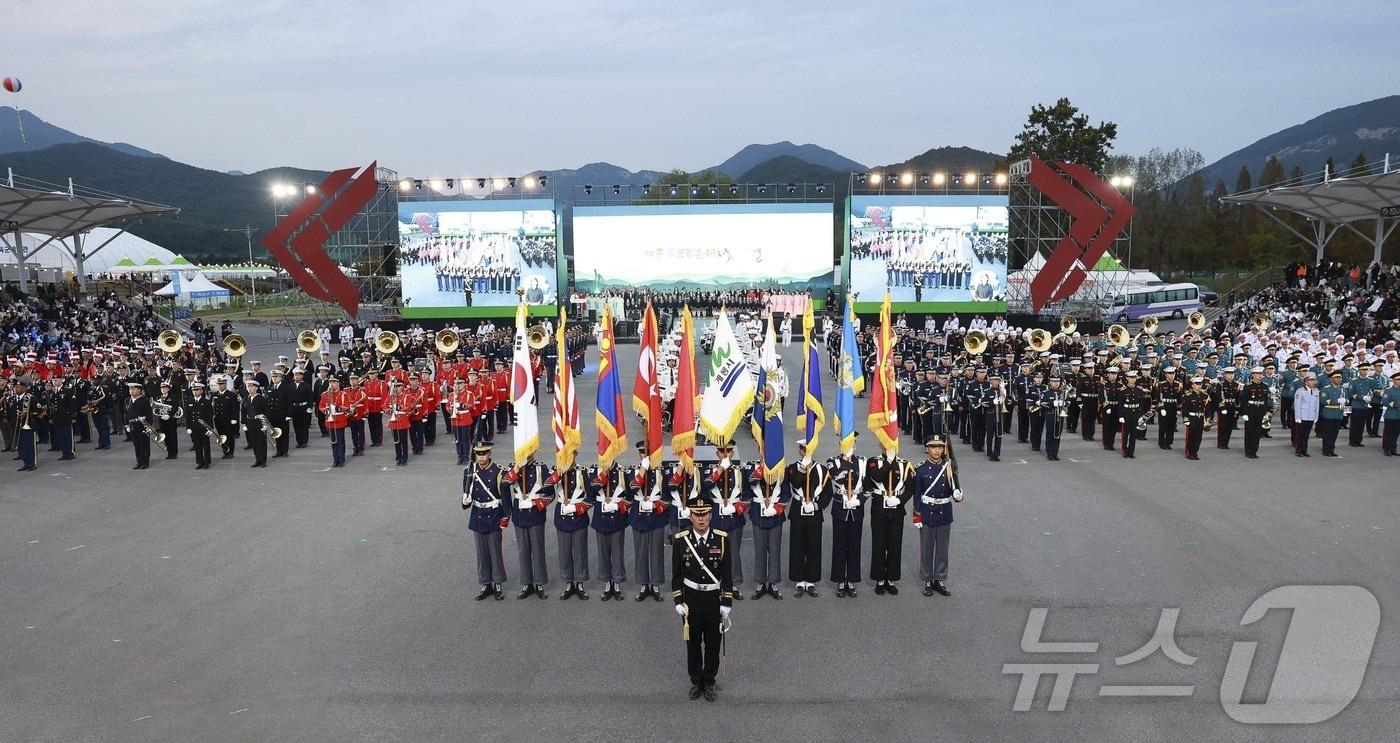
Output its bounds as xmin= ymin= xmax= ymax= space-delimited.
xmin=1006 ymin=98 xmax=1118 ymax=173
xmin=633 ymin=168 xmax=738 ymax=204
xmin=1288 ymin=165 xmax=1304 ymax=186
xmin=1259 ymin=156 xmax=1286 ymax=187
xmin=1127 ymin=147 xmax=1205 ymax=271
xmin=1348 ymin=151 xmax=1371 ymax=178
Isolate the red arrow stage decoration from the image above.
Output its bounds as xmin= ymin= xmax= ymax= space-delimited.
xmin=1027 ymin=156 xmax=1135 ymax=313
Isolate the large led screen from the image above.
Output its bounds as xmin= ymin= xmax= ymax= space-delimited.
xmin=398 ymin=199 xmax=558 ymax=308
xmin=849 ymin=195 xmax=1007 ymax=304
xmin=573 ymin=204 xmax=835 ymax=291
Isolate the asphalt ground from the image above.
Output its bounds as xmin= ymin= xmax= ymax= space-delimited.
xmin=2 ymin=324 xmax=1397 ymax=742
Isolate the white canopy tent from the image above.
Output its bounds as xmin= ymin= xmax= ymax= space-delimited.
xmin=153 ymin=269 xmax=231 ymax=308
xmin=0 ymin=227 xmax=180 ymax=275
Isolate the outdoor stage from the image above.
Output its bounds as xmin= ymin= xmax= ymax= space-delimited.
xmin=1 ymin=324 xmax=1396 ymax=741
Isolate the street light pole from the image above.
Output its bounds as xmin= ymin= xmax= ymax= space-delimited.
xmin=223 ymin=226 xmax=258 ymax=305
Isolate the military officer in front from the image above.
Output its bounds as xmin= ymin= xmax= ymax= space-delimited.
xmin=912 ymin=435 xmax=963 ymax=597
xmin=462 ymin=442 xmax=508 ymax=600
xmin=671 ymin=493 xmax=733 ymax=702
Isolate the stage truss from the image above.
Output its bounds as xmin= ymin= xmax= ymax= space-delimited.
xmin=1005 ymin=160 xmax=1135 ymax=321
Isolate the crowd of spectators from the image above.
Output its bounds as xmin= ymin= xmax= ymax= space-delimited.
xmin=1 ymin=283 xmax=164 ymax=359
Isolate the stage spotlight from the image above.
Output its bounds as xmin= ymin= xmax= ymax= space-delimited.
xmin=1121 ymin=176 xmax=1135 ymax=187
xmin=539 ymin=176 xmax=548 ymax=188
xmin=305 ymin=184 xmax=317 ymax=195
xmin=758 ymin=185 xmax=768 ymax=194
xmin=690 ymin=186 xmax=699 ymax=196
xmin=270 ymin=184 xmax=285 ymax=198
xmin=708 ymin=185 xmax=717 ymax=195
xmin=1109 ymin=176 xmax=1123 ymax=188
xmin=612 ymin=185 xmax=621 ymax=195
xmin=933 ymin=173 xmax=946 ymax=185
xmin=951 ymin=174 xmax=962 ymax=185
xmin=786 ymin=183 xmax=796 ymax=194
xmin=445 ymin=179 xmax=455 ymax=190
xmin=668 ymin=185 xmax=678 ymax=197
xmin=643 ymin=184 xmax=651 ymax=194
xmin=523 ymin=176 xmax=537 ymax=189
xmin=900 ymin=172 xmax=913 ymax=186
xmin=816 ymin=184 xmax=826 ymax=193
xmin=729 ymin=185 xmax=739 ymax=196
xmin=414 ymin=180 xmax=424 ymax=190
xmin=584 ymin=185 xmax=593 ymax=195
xmin=869 ymin=173 xmax=882 ymax=185
xmin=995 ymin=173 xmax=1008 ymax=186
xmin=399 ymin=180 xmax=411 ymax=192
xmin=981 ymin=175 xmax=992 ymax=185
xmin=430 ymin=179 xmax=445 ymax=192
xmin=856 ymin=174 xmax=867 ymax=185
xmin=510 ymin=177 xmax=520 ymax=189
xmin=964 ymin=172 xmax=977 ymax=186
xmin=919 ymin=175 xmax=930 ymax=185
xmin=477 ymin=178 xmax=487 ymax=189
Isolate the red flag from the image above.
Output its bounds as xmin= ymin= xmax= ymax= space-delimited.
xmin=867 ymin=292 xmax=899 ymax=452
xmin=631 ymin=301 xmax=664 ymax=468
xmin=671 ymin=305 xmax=699 ymax=469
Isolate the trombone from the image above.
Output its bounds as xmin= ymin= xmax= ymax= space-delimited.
xmin=256 ymin=414 xmax=283 ymax=440
xmin=140 ymin=420 xmax=167 ymax=453
xmin=188 ymin=418 xmax=228 ymax=446
xmin=297 ymin=330 xmax=323 ymax=354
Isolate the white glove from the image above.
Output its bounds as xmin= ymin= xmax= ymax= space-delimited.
xmin=679 ymin=507 xmax=691 ymax=520
xmin=1119 ymin=417 xmax=1125 ymax=423
xmin=1160 ymin=407 xmax=1167 ymax=415
xmin=675 ymin=604 xmax=688 ymax=617
xmin=462 ymin=493 xmax=471 ymax=507
xmin=914 ymin=520 xmax=924 ymax=529
xmin=720 ymin=606 xmax=731 ymax=618
xmin=1241 ymin=415 xmax=1249 ymax=421
xmin=952 ymin=488 xmax=964 ymax=502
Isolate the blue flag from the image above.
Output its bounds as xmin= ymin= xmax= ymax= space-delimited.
xmin=835 ymin=298 xmax=865 ymax=453
xmin=753 ymin=362 xmax=786 ymax=484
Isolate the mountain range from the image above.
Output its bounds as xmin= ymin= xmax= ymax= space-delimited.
xmin=0 ymin=106 xmax=165 ymax=159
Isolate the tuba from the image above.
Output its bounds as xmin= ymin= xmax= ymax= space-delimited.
xmin=1108 ymin=324 xmax=1131 ymax=347
xmin=222 ymin=334 xmax=248 ymax=358
xmin=1251 ymin=312 xmax=1270 ymax=331
xmin=1028 ymin=328 xmax=1053 ymax=353
xmin=1141 ymin=315 xmax=1159 ymax=335
xmin=1059 ymin=314 xmax=1077 ymax=335
xmin=435 ymin=329 xmax=460 ymax=355
xmin=963 ymin=330 xmax=988 ymax=355
xmin=526 ymin=325 xmax=549 ymax=350
xmin=297 ymin=330 xmax=322 ymax=354
xmin=1187 ymin=311 xmax=1206 ymax=331
xmin=376 ymin=330 xmax=401 ymax=355
xmin=157 ymin=330 xmax=183 ymax=355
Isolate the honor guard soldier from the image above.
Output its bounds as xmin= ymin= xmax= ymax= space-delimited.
xmin=462 ymin=442 xmax=508 ymax=601
xmin=1015 ymin=362 xmax=1036 ymax=443
xmin=1118 ymin=371 xmax=1148 ymax=458
xmin=1367 ymin=361 xmax=1387 ymax=438
xmin=1381 ymin=372 xmax=1400 ymax=456
xmin=785 ymin=440 xmax=831 ymax=597
xmin=155 ymin=380 xmax=180 ymax=460
xmin=1039 ymin=376 xmax=1066 ymax=461
xmin=704 ymin=441 xmax=749 ymax=600
xmin=268 ymin=368 xmax=292 ymax=459
xmin=865 ymin=445 xmax=913 ymax=594
xmin=827 ymin=439 xmax=867 ymax=597
xmin=628 ymin=440 xmax=669 ymax=601
xmin=185 ymin=381 xmax=215 ymax=469
xmin=1213 ymin=367 xmax=1240 ymax=449
xmin=1156 ymin=367 xmax=1182 ymax=450
xmin=588 ymin=460 xmax=631 ymax=601
xmin=289 ymin=368 xmax=313 ymax=448
xmin=243 ymin=379 xmax=270 ymax=468
xmin=966 ymin=368 xmax=988 ymax=451
xmin=1076 ymin=363 xmax=1100 ymax=440
xmin=1292 ymin=373 xmax=1320 ymax=457
xmin=549 ymin=462 xmax=592 ymax=600
xmin=744 ymin=453 xmax=789 ymax=599
xmin=1319 ymin=371 xmax=1346 ymax=456
xmin=126 ymin=380 xmax=154 ymax=469
xmin=671 ymin=493 xmax=733 ymax=703
xmin=48 ymin=376 xmax=77 ymax=461
xmin=666 ymin=458 xmax=703 ymax=544
xmin=1180 ymin=377 xmax=1211 ymax=460
xmin=1240 ymin=366 xmax=1272 ymax=458
xmin=912 ymin=436 xmax=963 ymax=597
xmin=1100 ymin=367 xmax=1123 ymax=451
xmin=981 ymin=375 xmax=1006 ymax=462
xmin=503 ymin=451 xmax=554 ymax=599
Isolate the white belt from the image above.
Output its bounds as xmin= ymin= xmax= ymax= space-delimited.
xmin=683 ymin=579 xmax=720 ymax=591
xmin=475 ymin=498 xmax=501 ymax=509
xmin=929 ymin=497 xmax=952 ymax=505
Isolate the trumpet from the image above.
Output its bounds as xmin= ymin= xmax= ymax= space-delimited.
xmin=222 ymin=334 xmax=248 ymax=358
xmin=256 ymin=414 xmax=283 ymax=440
xmin=188 ymin=418 xmax=228 ymax=446
xmin=298 ymin=330 xmax=323 ymax=354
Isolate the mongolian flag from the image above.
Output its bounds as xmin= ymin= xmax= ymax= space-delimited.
xmin=631 ymin=301 xmax=664 ymax=468
xmin=671 ymin=305 xmax=699 ymax=469
xmin=834 ymin=295 xmax=865 ymax=454
xmin=551 ymin=306 xmax=581 ymax=470
xmin=795 ymin=302 xmax=825 ymax=452
xmin=866 ymin=291 xmax=899 ymax=452
xmin=595 ymin=302 xmax=627 ymax=470
xmin=510 ymin=300 xmax=540 ymax=464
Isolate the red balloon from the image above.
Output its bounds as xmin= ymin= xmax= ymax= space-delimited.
xmin=1 ymin=77 xmax=21 ymax=93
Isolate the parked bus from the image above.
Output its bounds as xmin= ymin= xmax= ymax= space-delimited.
xmin=1103 ymin=283 xmax=1201 ymax=321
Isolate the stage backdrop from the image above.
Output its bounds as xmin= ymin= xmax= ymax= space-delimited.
xmin=573 ymin=203 xmax=835 ymax=292
xmin=398 ymin=199 xmax=560 ymax=318
xmin=849 ymin=195 xmax=1008 ymax=313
